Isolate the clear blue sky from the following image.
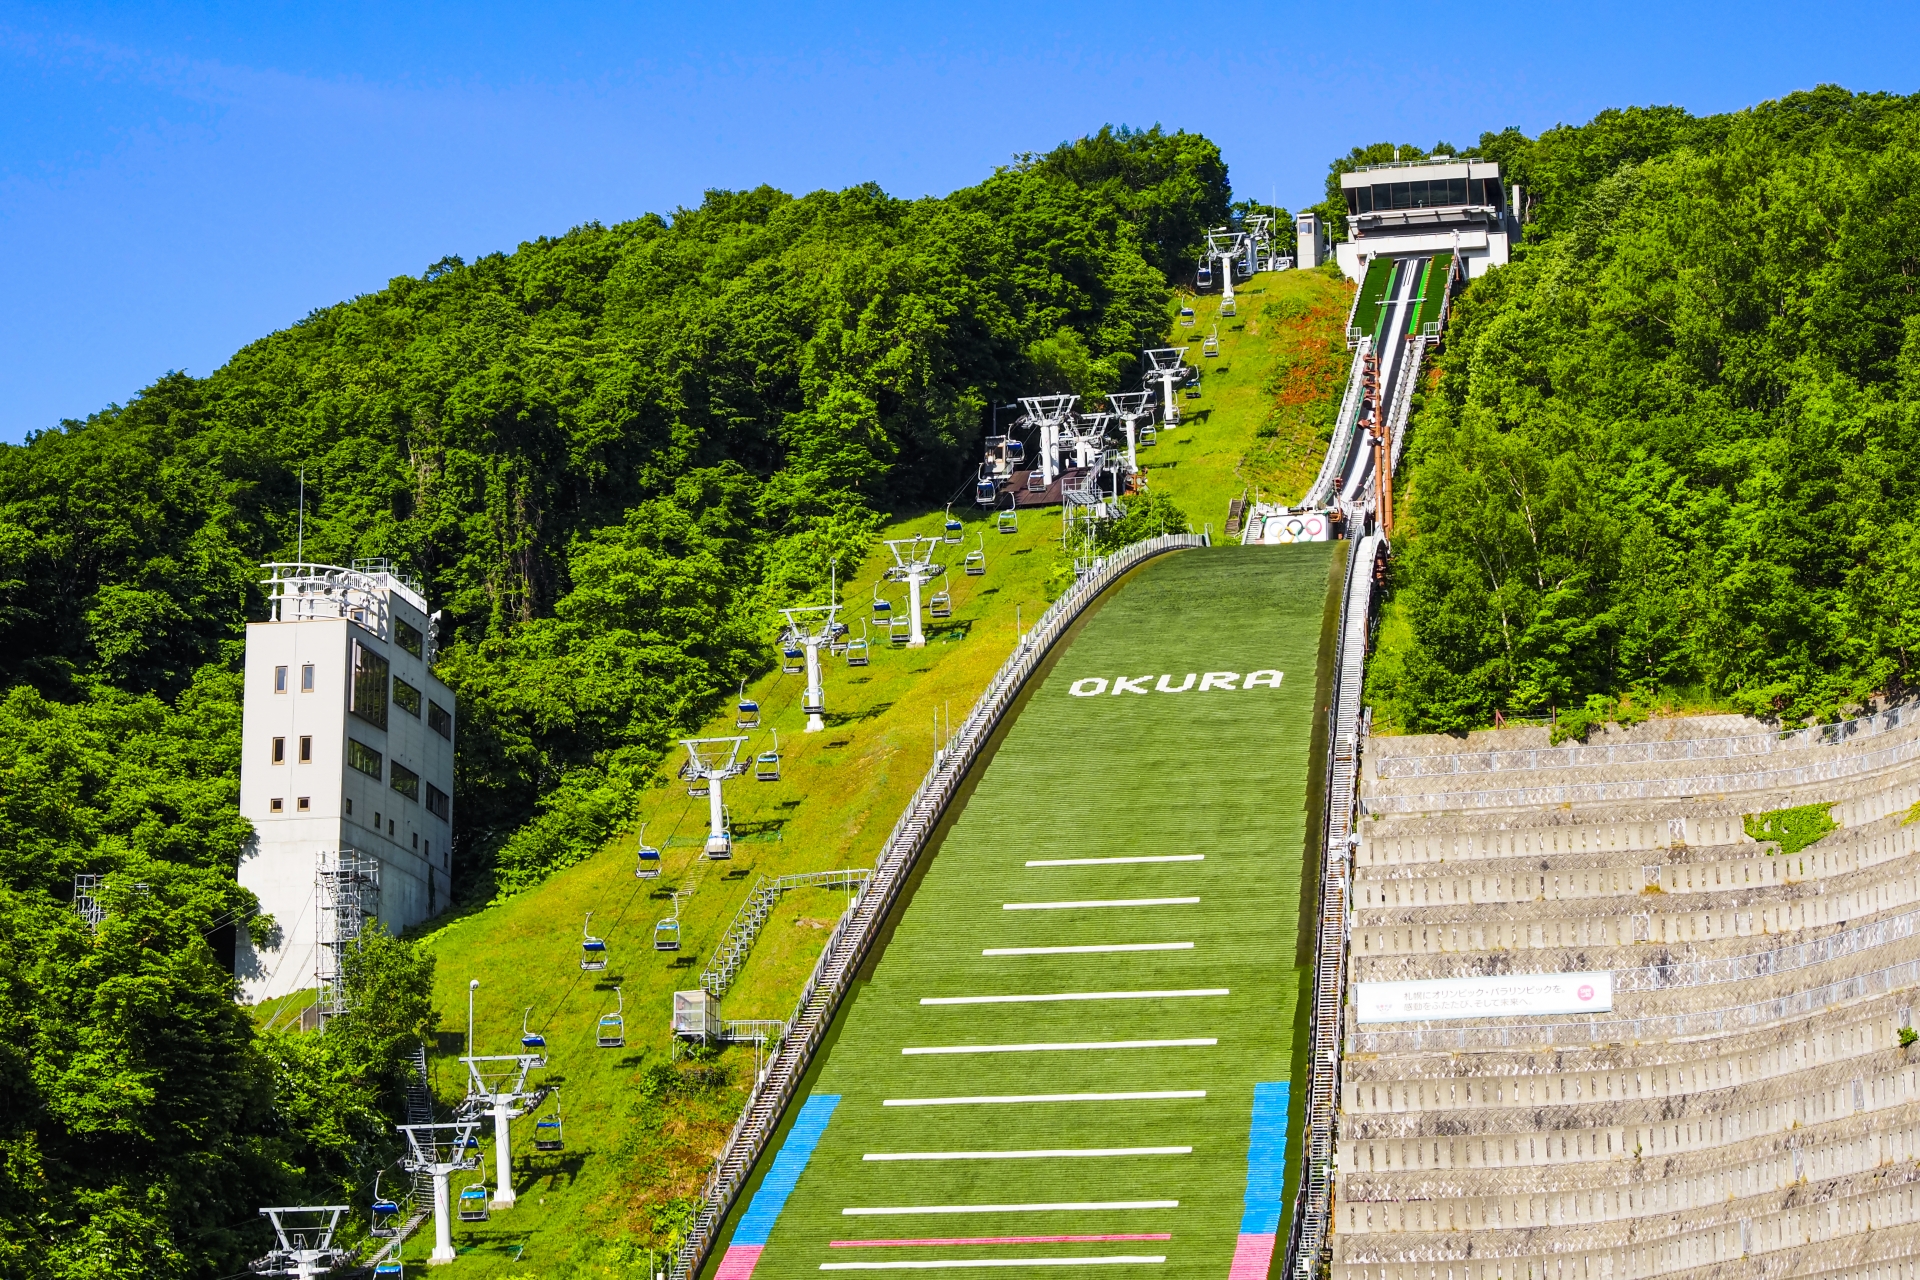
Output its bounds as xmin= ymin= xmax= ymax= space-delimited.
xmin=3 ymin=0 xmax=1916 ymax=443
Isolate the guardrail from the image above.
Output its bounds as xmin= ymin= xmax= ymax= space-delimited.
xmin=1365 ymin=730 xmax=1920 ymax=814
xmin=1351 ymin=951 xmax=1920 ymax=1055
xmin=1286 ymin=533 xmax=1382 ymax=1280
xmin=667 ymin=530 xmax=1208 ymax=1280
xmin=1375 ymin=699 xmax=1920 ymax=780
xmin=1302 ymin=338 xmax=1372 ymax=511
xmin=701 ymin=868 xmax=871 ymax=998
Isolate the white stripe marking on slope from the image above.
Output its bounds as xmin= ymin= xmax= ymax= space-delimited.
xmin=863 ymin=1147 xmax=1190 ymax=1162
xmin=1025 ymin=855 xmax=1204 ymax=867
xmin=843 ymin=1202 xmax=1180 ymax=1217
xmin=822 ymin=1258 xmax=1167 ymax=1270
xmin=920 ymin=989 xmax=1227 ymax=1006
xmin=902 ymin=1039 xmax=1216 ymax=1056
xmin=883 ymin=1091 xmax=1205 ymax=1107
xmin=1003 ymin=898 xmax=1198 ymax=911
xmin=983 ymin=942 xmax=1193 ymax=956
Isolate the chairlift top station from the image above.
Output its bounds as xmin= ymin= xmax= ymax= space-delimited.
xmin=236 ymin=560 xmax=457 ymax=1007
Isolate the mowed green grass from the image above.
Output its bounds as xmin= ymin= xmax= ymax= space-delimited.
xmin=727 ymin=544 xmax=1335 ymax=1280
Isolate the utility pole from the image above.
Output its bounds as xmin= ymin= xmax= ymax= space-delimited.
xmin=882 ymin=536 xmax=945 ymax=649
xmin=679 ymin=737 xmax=750 ymax=856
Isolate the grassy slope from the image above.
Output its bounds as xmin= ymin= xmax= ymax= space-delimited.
xmin=376 ymin=267 xmax=1351 ymax=1275
xmin=736 ymin=545 xmax=1337 ymax=1280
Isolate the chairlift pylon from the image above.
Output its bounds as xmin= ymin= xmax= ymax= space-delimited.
xmin=521 ymin=1006 xmax=546 ymax=1051
xmin=963 ymin=533 xmax=986 ymax=576
xmin=756 ymin=731 xmax=781 ymax=782
xmin=735 ymin=678 xmax=759 ymax=730
xmin=597 ymin=987 xmax=625 ymax=1048
xmin=457 ymin=1182 xmax=490 ymax=1223
xmin=635 ymin=822 xmax=661 ymax=879
xmin=580 ymin=911 xmax=607 ymax=971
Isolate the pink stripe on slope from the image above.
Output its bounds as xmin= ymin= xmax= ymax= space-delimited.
xmin=831 ymin=1235 xmax=1172 ymax=1248
xmin=1228 ymin=1233 xmax=1275 ymax=1280
xmin=716 ymin=1244 xmax=765 ymax=1280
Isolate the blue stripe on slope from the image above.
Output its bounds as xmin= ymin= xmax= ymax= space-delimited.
xmin=1240 ymin=1081 xmax=1290 ymax=1234
xmin=734 ymin=1094 xmax=842 ymax=1247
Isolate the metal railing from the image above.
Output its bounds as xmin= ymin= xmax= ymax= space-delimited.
xmin=700 ymin=868 xmax=871 ymax=998
xmin=1301 ymin=338 xmax=1372 ymax=512
xmin=1365 ymin=730 xmax=1920 ymax=814
xmin=1375 ymin=699 xmax=1920 ymax=780
xmin=1288 ymin=533 xmax=1382 ymax=1280
xmin=1351 ymin=952 xmax=1920 ymax=1055
xmin=667 ymin=531 xmax=1207 ymax=1280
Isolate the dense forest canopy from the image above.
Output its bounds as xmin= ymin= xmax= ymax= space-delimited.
xmin=0 ymin=125 xmax=1226 ymax=1277
xmin=1368 ymin=86 xmax=1920 ymax=731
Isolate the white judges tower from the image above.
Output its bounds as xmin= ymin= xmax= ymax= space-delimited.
xmin=236 ymin=560 xmax=456 ymax=1007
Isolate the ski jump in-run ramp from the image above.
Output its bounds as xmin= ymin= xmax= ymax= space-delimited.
xmin=707 ymin=543 xmax=1342 ymax=1280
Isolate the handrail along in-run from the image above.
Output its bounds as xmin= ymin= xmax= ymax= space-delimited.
xmin=667 ymin=530 xmax=1209 ymax=1280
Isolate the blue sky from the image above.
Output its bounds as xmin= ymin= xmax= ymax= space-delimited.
xmin=3 ymin=1 xmax=1916 ymax=443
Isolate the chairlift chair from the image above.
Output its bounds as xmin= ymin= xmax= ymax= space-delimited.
xmin=756 ymin=732 xmax=781 ymax=782
xmin=1141 ymin=422 xmax=1157 ymax=446
xmin=580 ymin=912 xmax=608 ymax=971
xmin=1026 ymin=468 xmax=1046 ymax=492
xmin=974 ymin=474 xmax=997 ymax=505
xmin=1196 ymin=260 xmax=1212 ymax=287
xmin=828 ymin=619 xmax=850 ymax=656
xmin=943 ymin=505 xmax=963 ymax=544
xmin=888 ymin=614 xmax=911 ymax=647
xmin=963 ymin=533 xmax=986 ymax=576
xmin=534 ymin=1097 xmax=564 ymax=1152
xmin=1203 ymin=329 xmax=1220 ymax=358
xmin=371 ymin=1172 xmax=401 ymax=1239
xmin=521 ymin=1006 xmax=547 ymax=1051
xmin=779 ymin=631 xmax=804 ymax=675
xmin=597 ymin=987 xmax=625 ymax=1048
xmin=653 ymin=915 xmax=681 ymax=952
xmin=706 ymin=806 xmax=733 ymax=860
xmin=845 ymin=623 xmax=870 ymax=667
xmin=1006 ymin=438 xmax=1025 ymax=464
xmin=927 ymin=572 xmax=953 ymax=620
xmin=1220 ymin=296 xmax=1236 ymax=318
xmin=374 ymin=1264 xmax=405 ymax=1279
xmin=997 ymin=502 xmax=1019 ymax=534
xmin=871 ymin=582 xmax=893 ymax=620
xmin=735 ymin=679 xmax=759 ymax=730
xmin=1179 ymin=306 xmax=1196 ymax=327
xmin=635 ymin=822 xmax=661 ymax=880
xmin=457 ymin=1183 xmax=490 ymax=1223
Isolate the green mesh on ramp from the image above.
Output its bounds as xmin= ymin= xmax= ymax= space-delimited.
xmin=713 ymin=545 xmax=1338 ymax=1280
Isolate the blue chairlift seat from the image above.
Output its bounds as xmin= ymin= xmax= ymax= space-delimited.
xmin=780 ymin=635 xmax=804 ymax=674
xmin=534 ymin=1115 xmax=563 ymax=1152
xmin=756 ymin=732 xmax=781 ymax=782
xmin=975 ymin=476 xmax=997 ymax=504
xmin=580 ymin=912 xmax=608 ymax=971
xmin=521 ymin=1007 xmax=547 ymax=1051
xmin=963 ymin=535 xmax=986 ymax=576
xmin=943 ymin=515 xmax=963 ymax=544
xmin=997 ymin=506 xmax=1018 ymax=534
xmin=635 ymin=825 xmax=661 ymax=880
xmin=598 ymin=989 xmax=624 ymax=1047
xmin=735 ymin=680 xmax=759 ymax=729
xmin=1006 ymin=438 xmax=1025 ymax=463
xmin=1197 ymin=261 xmax=1212 ymax=287
xmin=371 ymin=1196 xmax=400 ymax=1240
xmin=653 ymin=917 xmax=680 ymax=952
xmin=928 ymin=575 xmax=952 ymax=619
xmin=457 ymin=1185 xmax=490 ymax=1222
xmin=1179 ymin=306 xmax=1196 ymax=327
xmin=374 ymin=1264 xmax=405 ymax=1278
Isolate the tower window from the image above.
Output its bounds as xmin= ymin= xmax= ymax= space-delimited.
xmin=412 ymin=831 xmax=418 ymax=849
xmin=388 ymin=818 xmax=395 ymax=836
xmin=395 ymin=618 xmax=425 ymax=659
xmin=345 ymin=797 xmax=354 ymax=815
xmin=272 ymin=737 xmax=285 ymax=764
xmin=301 ymin=663 xmax=315 ymax=692
xmin=297 ymin=797 xmax=310 ymax=811
xmin=274 ymin=665 xmax=288 ymax=693
xmin=349 ymin=641 xmax=389 ymax=730
xmin=428 ymin=700 xmax=453 ymax=739
xmin=270 ymin=798 xmax=284 ymax=812
xmin=393 ymin=678 xmax=422 ymax=718
xmin=390 ymin=761 xmax=420 ymax=802
xmin=426 ymin=783 xmax=451 ymax=822
xmin=299 ymin=735 xmax=312 ymax=763
xmin=347 ymin=738 xmax=383 ymax=779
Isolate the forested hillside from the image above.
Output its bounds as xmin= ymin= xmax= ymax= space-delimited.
xmin=0 ymin=126 xmax=1226 ymax=1278
xmin=1369 ymin=86 xmax=1920 ymax=732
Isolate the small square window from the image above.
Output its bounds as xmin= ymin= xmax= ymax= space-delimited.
xmin=272 ymin=736 xmax=285 ymax=764
xmin=270 ymin=798 xmax=284 ymax=812
xmin=299 ymin=735 xmax=312 ymax=763
xmin=297 ymin=797 xmax=310 ymax=811
xmin=345 ymin=798 xmax=353 ymax=815
xmin=274 ymin=665 xmax=288 ymax=693
xmin=301 ymin=663 xmax=315 ymax=692
xmin=373 ymin=811 xmax=382 ymax=828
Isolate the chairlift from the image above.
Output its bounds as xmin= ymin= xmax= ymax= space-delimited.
xmin=846 ymin=623 xmax=871 ymax=667
xmin=1220 ymin=296 xmax=1236 ymax=318
xmin=1197 ymin=260 xmax=1212 ymax=287
xmin=1186 ymin=383 xmax=1203 ymax=400
xmin=1026 ymin=469 xmax=1046 ymax=492
xmin=1140 ymin=422 xmax=1158 ymax=446
xmin=828 ymin=619 xmax=850 ymax=656
xmin=756 ymin=731 xmax=781 ymax=782
xmin=975 ymin=474 xmax=997 ymax=505
xmin=779 ymin=630 xmax=804 ymax=675
xmin=371 ymin=1172 xmax=401 ymax=1239
xmin=1179 ymin=306 xmax=1196 ymax=327
xmin=580 ymin=912 xmax=608 ymax=972
xmin=997 ymin=503 xmax=1019 ymax=535
xmin=706 ymin=805 xmax=733 ymax=859
xmin=635 ymin=822 xmax=661 ymax=880
xmin=872 ymin=582 xmax=893 ymax=620
xmin=374 ymin=1264 xmax=405 ymax=1279
xmin=888 ymin=614 xmax=911 ymax=647
xmin=457 ymin=1183 xmax=490 ymax=1223
xmin=943 ymin=505 xmax=963 ymax=544
xmin=653 ymin=914 xmax=681 ymax=952
xmin=597 ymin=987 xmax=625 ymax=1048
xmin=687 ymin=775 xmax=709 ymax=798
xmin=534 ymin=1095 xmax=564 ymax=1152
xmin=521 ymin=1006 xmax=547 ymax=1051
xmin=963 ymin=533 xmax=986 ymax=576
xmin=1005 ymin=438 xmax=1025 ymax=463
xmin=927 ymin=572 xmax=952 ymax=620
xmin=735 ymin=679 xmax=759 ymax=730
xmin=1203 ymin=329 xmax=1220 ymax=358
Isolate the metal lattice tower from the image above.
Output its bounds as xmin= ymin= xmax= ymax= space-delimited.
xmin=315 ymin=848 xmax=380 ymax=1020
xmin=882 ymin=536 xmax=946 ymax=649
xmin=72 ymin=874 xmax=105 ymax=930
xmin=252 ymin=1206 xmax=351 ymax=1279
xmin=1018 ymin=394 xmax=1078 ymax=488
xmin=1107 ymin=390 xmax=1154 ymax=476
xmin=1144 ymin=348 xmax=1188 ymax=426
xmin=680 ymin=737 xmax=750 ymax=857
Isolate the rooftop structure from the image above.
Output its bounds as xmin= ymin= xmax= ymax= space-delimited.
xmin=1334 ymin=157 xmax=1517 ymax=282
xmin=236 ymin=559 xmax=456 ymax=1005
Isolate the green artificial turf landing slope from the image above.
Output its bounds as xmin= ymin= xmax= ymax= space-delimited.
xmin=718 ymin=543 xmax=1336 ymax=1280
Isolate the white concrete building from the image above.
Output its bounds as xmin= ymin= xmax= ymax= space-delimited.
xmin=1333 ymin=157 xmax=1518 ymax=282
xmin=235 ymin=560 xmax=456 ymax=1004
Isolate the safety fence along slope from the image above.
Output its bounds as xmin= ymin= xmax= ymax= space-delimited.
xmin=667 ymin=531 xmax=1208 ymax=1280
xmin=1286 ymin=532 xmax=1383 ymax=1280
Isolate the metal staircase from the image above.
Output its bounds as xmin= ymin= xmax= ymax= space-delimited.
xmin=700 ymin=869 xmax=871 ymax=999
